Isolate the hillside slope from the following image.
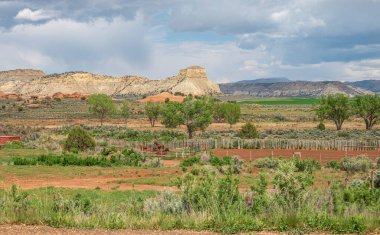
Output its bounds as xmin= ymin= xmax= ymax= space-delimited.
xmin=219 ymin=80 xmax=370 ymax=97
xmin=347 ymin=80 xmax=380 ymax=93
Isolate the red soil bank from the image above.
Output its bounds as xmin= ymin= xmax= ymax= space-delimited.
xmin=212 ymin=149 xmax=380 ymax=164
xmin=0 ymin=136 xmax=21 ymax=145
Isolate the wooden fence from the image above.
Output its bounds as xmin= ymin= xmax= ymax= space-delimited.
xmin=128 ymin=138 xmax=380 ymax=152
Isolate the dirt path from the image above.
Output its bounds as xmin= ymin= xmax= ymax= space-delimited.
xmin=1 ymin=176 xmax=177 ymax=191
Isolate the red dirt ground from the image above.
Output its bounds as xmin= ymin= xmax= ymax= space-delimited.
xmin=212 ymin=149 xmax=380 ymax=164
xmin=2 ymin=176 xmax=177 ymax=192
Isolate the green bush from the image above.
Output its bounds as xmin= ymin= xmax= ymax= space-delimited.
xmin=179 ymin=156 xmax=201 ymax=168
xmin=122 ymin=148 xmax=144 ymax=166
xmin=325 ymin=160 xmax=340 ymax=170
xmin=3 ymin=141 xmax=24 ymax=149
xmin=374 ymin=170 xmax=380 ymax=188
xmin=254 ymin=157 xmax=281 ymax=169
xmin=290 ymin=157 xmax=321 ymax=172
xmin=316 ymin=122 xmax=325 ymax=130
xmin=12 ymin=148 xmax=144 ymax=167
xmin=64 ymin=126 xmax=95 ymax=152
xmin=341 ymin=156 xmax=373 ymax=173
xmin=237 ymin=122 xmax=259 ymax=139
xmin=101 ymin=146 xmax=118 ymax=156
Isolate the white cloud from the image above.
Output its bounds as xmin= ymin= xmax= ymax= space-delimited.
xmin=0 ymin=15 xmax=152 ymax=75
xmin=15 ymin=8 xmax=58 ymax=21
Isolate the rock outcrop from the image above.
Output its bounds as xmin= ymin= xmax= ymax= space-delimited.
xmin=0 ymin=66 xmax=221 ymax=97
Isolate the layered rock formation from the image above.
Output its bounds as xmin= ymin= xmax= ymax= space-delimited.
xmin=0 ymin=66 xmax=221 ymax=97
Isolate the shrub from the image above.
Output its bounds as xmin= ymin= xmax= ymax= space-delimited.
xmin=122 ymin=148 xmax=144 ymax=166
xmin=290 ymin=157 xmax=321 ymax=172
xmin=64 ymin=126 xmax=95 ymax=152
xmin=237 ymin=122 xmax=259 ymax=139
xmin=12 ymin=150 xmax=144 ymax=167
xmin=143 ymin=191 xmax=184 ymax=215
xmin=326 ymin=160 xmax=340 ymax=170
xmin=341 ymin=156 xmax=373 ymax=173
xmin=254 ymin=157 xmax=280 ymax=169
xmin=179 ymin=156 xmax=201 ymax=168
xmin=3 ymin=141 xmax=24 ymax=149
xmin=101 ymin=146 xmax=118 ymax=156
xmin=374 ymin=170 xmax=380 ymax=188
xmin=142 ymin=158 xmax=163 ymax=168
xmin=273 ymin=161 xmax=313 ymax=207
xmin=316 ymin=122 xmax=325 ymax=130
xmin=176 ymin=169 xmax=242 ymax=215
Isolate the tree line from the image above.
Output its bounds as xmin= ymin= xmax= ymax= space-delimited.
xmin=87 ymin=94 xmax=241 ymax=138
xmin=315 ymin=94 xmax=380 ymax=130
xmin=86 ymin=93 xmax=380 ymax=139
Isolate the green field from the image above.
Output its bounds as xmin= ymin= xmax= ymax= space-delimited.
xmin=238 ymin=97 xmax=318 ymax=105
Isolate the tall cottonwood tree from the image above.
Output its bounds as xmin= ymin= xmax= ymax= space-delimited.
xmin=352 ymin=94 xmax=380 ymax=130
xmin=145 ymin=101 xmax=161 ymax=127
xmin=315 ymin=94 xmax=350 ymax=130
xmin=120 ymin=100 xmax=130 ymax=126
xmin=161 ymin=96 xmax=213 ymax=138
xmin=88 ymin=94 xmax=116 ymax=126
xmin=223 ymin=102 xmax=241 ymax=127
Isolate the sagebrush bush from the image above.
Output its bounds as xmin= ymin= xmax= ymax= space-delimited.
xmin=143 ymin=191 xmax=184 ymax=215
xmin=64 ymin=126 xmax=95 ymax=152
xmin=142 ymin=158 xmax=163 ymax=168
xmin=341 ymin=155 xmax=373 ymax=173
xmin=254 ymin=157 xmax=281 ymax=169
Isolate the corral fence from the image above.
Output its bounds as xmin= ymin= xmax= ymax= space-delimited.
xmin=128 ymin=138 xmax=380 ymax=152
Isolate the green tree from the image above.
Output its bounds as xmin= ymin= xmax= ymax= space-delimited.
xmin=213 ymin=102 xmax=225 ymax=123
xmin=64 ymin=126 xmax=95 ymax=152
xmin=315 ymin=94 xmax=350 ymax=130
xmin=161 ymin=96 xmax=213 ymax=138
xmin=352 ymin=94 xmax=380 ymax=130
xmin=223 ymin=102 xmax=241 ymax=127
xmin=120 ymin=100 xmax=130 ymax=126
xmin=88 ymin=94 xmax=116 ymax=126
xmin=145 ymin=101 xmax=161 ymax=127
xmin=237 ymin=122 xmax=259 ymax=138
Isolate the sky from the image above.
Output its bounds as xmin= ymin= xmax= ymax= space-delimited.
xmin=0 ymin=0 xmax=379 ymax=83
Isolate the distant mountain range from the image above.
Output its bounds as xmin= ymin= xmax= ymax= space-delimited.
xmin=346 ymin=80 xmax=380 ymax=93
xmin=234 ymin=77 xmax=292 ymax=84
xmin=219 ymin=78 xmax=373 ymax=97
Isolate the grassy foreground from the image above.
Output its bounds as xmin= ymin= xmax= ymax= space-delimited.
xmin=1 ymin=164 xmax=379 ymax=234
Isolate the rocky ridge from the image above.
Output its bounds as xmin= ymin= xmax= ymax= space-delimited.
xmin=0 ymin=66 xmax=221 ymax=97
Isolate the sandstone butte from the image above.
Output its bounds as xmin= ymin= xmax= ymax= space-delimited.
xmin=0 ymin=66 xmax=221 ymax=98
